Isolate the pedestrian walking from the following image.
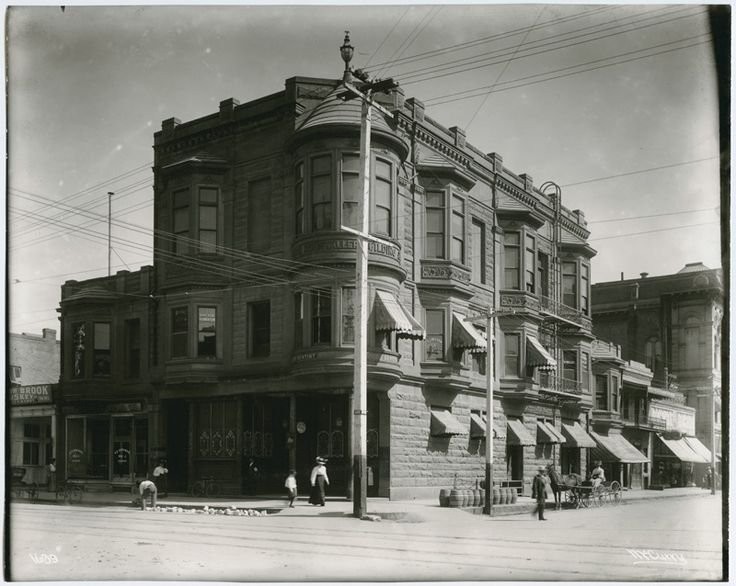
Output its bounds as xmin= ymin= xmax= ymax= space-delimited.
xmin=138 ymin=479 xmax=158 ymax=511
xmin=153 ymin=460 xmax=169 ymax=497
xmin=285 ymin=469 xmax=297 ymax=508
xmin=309 ymin=457 xmax=329 ymax=506
xmin=47 ymin=458 xmax=56 ymax=492
xmin=531 ymin=467 xmax=548 ymax=521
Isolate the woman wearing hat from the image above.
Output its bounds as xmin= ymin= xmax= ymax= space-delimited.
xmin=309 ymin=457 xmax=329 ymax=506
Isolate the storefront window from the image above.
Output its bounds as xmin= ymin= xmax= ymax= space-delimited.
xmin=112 ymin=417 xmax=132 ymax=481
xmin=22 ymin=423 xmax=41 ymax=465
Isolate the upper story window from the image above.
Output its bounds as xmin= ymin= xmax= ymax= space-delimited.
xmin=197 ymin=307 xmax=217 ymax=358
xmin=125 ymin=319 xmax=141 ymax=379
xmin=450 ymin=195 xmax=465 ymax=263
xmin=504 ymin=332 xmax=521 ymax=377
xmin=341 ymin=287 xmax=355 ymax=345
xmin=503 ymin=232 xmax=520 ymax=289
xmin=171 ymin=307 xmax=188 ymax=358
xmin=9 ymin=365 xmax=22 ymax=385
xmin=562 ymin=261 xmax=578 ymax=308
xmin=248 ymin=178 xmax=271 ymax=253
xmin=93 ymin=322 xmax=111 ymax=376
xmin=341 ymin=154 xmax=360 ymax=230
xmin=595 ymin=374 xmax=608 ymax=410
xmin=581 ymin=263 xmax=590 ymax=314
xmin=471 ymin=218 xmax=486 ymax=285
xmin=248 ymin=301 xmax=270 ymax=357
xmin=425 ymin=191 xmax=445 ymax=259
xmin=72 ymin=322 xmax=86 ymax=378
xmin=645 ymin=337 xmax=662 ymax=372
xmin=294 ymin=293 xmax=304 ymax=350
xmin=563 ymin=350 xmax=578 ymax=383
xmin=581 ymin=351 xmax=590 ymax=391
xmin=611 ymin=374 xmax=620 ymax=413
xmin=311 ymin=289 xmax=332 ymax=345
xmin=524 ymin=234 xmax=536 ymax=293
xmin=424 ymin=309 xmax=445 ymax=361
xmin=172 ymin=186 xmax=221 ymax=255
xmin=311 ymin=155 xmax=333 ymax=231
xmin=537 ymin=252 xmax=549 ymax=297
xmin=295 ymin=162 xmax=305 ymax=235
xmin=373 ymin=159 xmax=393 ymax=236
xmin=173 ymin=188 xmax=190 ymax=255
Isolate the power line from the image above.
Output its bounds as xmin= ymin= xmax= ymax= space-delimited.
xmin=588 ymin=207 xmax=719 ymax=224
xmin=589 ymin=221 xmax=719 ymax=242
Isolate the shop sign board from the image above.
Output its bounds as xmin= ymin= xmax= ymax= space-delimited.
xmin=10 ymin=384 xmax=53 ymax=406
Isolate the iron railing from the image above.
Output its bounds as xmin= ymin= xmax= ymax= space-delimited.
xmin=622 ymin=414 xmax=667 ymax=430
xmin=539 ymin=295 xmax=588 ymax=327
xmin=539 ymin=372 xmax=584 ymax=395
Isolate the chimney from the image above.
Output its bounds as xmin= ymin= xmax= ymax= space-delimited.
xmin=42 ymin=328 xmax=57 ymax=341
xmin=620 ymin=272 xmax=624 ymax=281
xmin=640 ymin=272 xmax=649 ymax=279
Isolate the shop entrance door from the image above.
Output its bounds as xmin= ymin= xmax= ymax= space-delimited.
xmin=242 ymin=397 xmax=290 ymax=494
xmin=87 ymin=417 xmax=110 ymax=479
xmin=112 ymin=417 xmax=133 ymax=482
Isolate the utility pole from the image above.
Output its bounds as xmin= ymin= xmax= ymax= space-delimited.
xmin=483 ymin=309 xmax=496 ymax=516
xmin=107 ymin=191 xmax=114 ymax=276
xmin=711 ymin=388 xmax=716 ymax=495
xmin=339 ymin=32 xmax=398 ymax=519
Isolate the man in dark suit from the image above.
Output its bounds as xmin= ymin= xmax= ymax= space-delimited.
xmin=531 ymin=466 xmax=548 ymax=521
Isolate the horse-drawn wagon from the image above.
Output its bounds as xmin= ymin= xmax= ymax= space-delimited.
xmin=547 ymin=466 xmax=622 ymax=509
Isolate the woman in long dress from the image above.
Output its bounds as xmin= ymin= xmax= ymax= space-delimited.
xmin=309 ymin=457 xmax=329 ymax=506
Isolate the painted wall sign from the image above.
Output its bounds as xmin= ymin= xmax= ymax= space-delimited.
xmin=10 ymin=384 xmax=52 ymax=406
xmin=68 ymin=449 xmax=84 ymax=463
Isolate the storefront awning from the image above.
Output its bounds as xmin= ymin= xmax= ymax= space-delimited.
xmin=470 ymin=412 xmax=486 ymax=438
xmin=683 ymin=436 xmax=715 ymax=463
xmin=507 ymin=419 xmax=536 ymax=446
xmin=561 ymin=422 xmax=597 ymax=448
xmin=590 ymin=431 xmax=649 ymax=463
xmin=537 ymin=421 xmax=565 ymax=444
xmin=451 ymin=313 xmax=487 ymax=353
xmin=526 ymin=337 xmax=557 ymax=371
xmin=657 ymin=434 xmax=709 ymax=464
xmin=430 ymin=409 xmax=466 ymax=436
xmin=374 ymin=290 xmax=425 ymax=340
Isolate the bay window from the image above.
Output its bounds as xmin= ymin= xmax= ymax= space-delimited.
xmin=562 ymin=261 xmax=578 ymax=308
xmin=311 ymin=155 xmax=333 ymax=231
xmin=425 ymin=309 xmax=445 ymax=360
xmin=373 ymin=159 xmax=392 ymax=236
xmin=525 ymin=234 xmax=536 ymax=293
xmin=450 ymin=195 xmax=465 ymax=263
xmin=341 ymin=154 xmax=360 ymax=230
xmin=173 ymin=188 xmax=190 ymax=255
xmin=197 ymin=307 xmax=217 ymax=357
xmin=504 ymin=332 xmax=520 ymax=377
xmin=311 ymin=290 xmax=332 ymax=345
xmin=172 ymin=185 xmax=221 ymax=255
xmin=503 ymin=232 xmax=520 ymax=289
xmin=198 ymin=187 xmax=219 ymax=254
xmin=93 ymin=322 xmax=111 ymax=376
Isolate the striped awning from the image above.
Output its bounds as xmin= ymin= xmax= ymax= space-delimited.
xmin=683 ymin=436 xmax=715 ymax=462
xmin=430 ymin=409 xmax=466 ymax=436
xmin=537 ymin=421 xmax=565 ymax=444
xmin=590 ymin=431 xmax=649 ymax=463
xmin=507 ymin=419 xmax=536 ymax=446
xmin=374 ymin=290 xmax=425 ymax=340
xmin=451 ymin=312 xmax=487 ymax=353
xmin=561 ymin=422 xmax=597 ymax=448
xmin=526 ymin=336 xmax=557 ymax=371
xmin=657 ymin=434 xmax=709 ymax=464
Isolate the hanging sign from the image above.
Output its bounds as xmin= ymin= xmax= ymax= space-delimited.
xmin=10 ymin=384 xmax=52 ymax=406
xmin=296 ymin=422 xmax=307 ymax=434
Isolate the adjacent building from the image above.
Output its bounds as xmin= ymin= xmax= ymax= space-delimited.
xmin=8 ymin=329 xmax=60 ymax=485
xmin=56 ymin=39 xmax=650 ymax=499
xmin=592 ymin=263 xmax=723 ymax=485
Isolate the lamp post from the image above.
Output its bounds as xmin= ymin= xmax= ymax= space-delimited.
xmin=338 ymin=32 xmax=398 ymax=518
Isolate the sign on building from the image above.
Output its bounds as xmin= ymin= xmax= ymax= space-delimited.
xmin=10 ymin=384 xmax=53 ymax=406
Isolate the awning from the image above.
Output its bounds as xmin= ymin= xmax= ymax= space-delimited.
xmin=374 ymin=290 xmax=425 ymax=340
xmin=590 ymin=431 xmax=649 ymax=463
xmin=451 ymin=312 xmax=487 ymax=353
xmin=657 ymin=434 xmax=709 ymax=463
xmin=470 ymin=412 xmax=486 ymax=438
xmin=507 ymin=419 xmax=536 ymax=446
xmin=526 ymin=336 xmax=557 ymax=371
xmin=537 ymin=421 xmax=565 ymax=444
xmin=430 ymin=409 xmax=466 ymax=436
xmin=683 ymin=436 xmax=715 ymax=463
xmin=561 ymin=422 xmax=597 ymax=448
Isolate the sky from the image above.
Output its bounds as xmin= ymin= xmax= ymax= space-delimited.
xmin=6 ymin=2 xmax=724 ymax=336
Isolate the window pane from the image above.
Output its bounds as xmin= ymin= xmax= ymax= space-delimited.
xmin=174 ymin=208 xmax=189 ymax=232
xmin=174 ymin=189 xmax=189 ymax=208
xmin=343 ymin=202 xmax=359 ymax=230
xmin=426 ymin=209 xmax=444 ymax=233
xmin=426 ymin=235 xmax=444 ymax=259
xmin=451 ymin=237 xmax=464 ymax=264
xmin=313 ymin=204 xmax=332 ymax=231
xmin=198 ymin=307 xmax=217 ymax=357
xmin=199 ymin=231 xmax=217 ymax=254
xmin=343 ymin=154 xmax=360 ymax=173
xmin=312 ymin=176 xmax=331 ymax=203
xmin=373 ymin=208 xmax=390 ymax=236
xmin=93 ymin=323 xmax=111 ymax=376
xmin=171 ymin=307 xmax=188 ymax=358
xmin=200 ymin=206 xmax=217 ymax=230
xmin=342 ymin=174 xmax=360 ymax=203
xmin=425 ymin=310 xmax=445 ymax=360
xmin=504 ymin=232 xmax=520 ymax=245
xmin=504 ymin=333 xmax=520 ymax=376
xmin=426 ymin=191 xmax=444 ymax=207
xmin=375 ymin=159 xmax=391 ymax=179
xmin=342 ymin=288 xmax=355 ymax=344
xmin=451 ymin=210 xmax=464 ymax=235
xmin=312 ymin=155 xmax=331 ymax=175
xmin=375 ymin=179 xmax=391 ymax=208
xmin=451 ymin=195 xmax=464 ymax=215
xmin=250 ymin=301 xmax=270 ymax=357
xmin=199 ymin=187 xmax=218 ymax=204
xmin=471 ymin=219 xmax=485 ymax=284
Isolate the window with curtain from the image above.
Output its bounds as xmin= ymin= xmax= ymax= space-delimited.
xmin=503 ymin=232 xmax=520 ymax=289
xmin=425 ymin=309 xmax=445 ymax=360
xmin=311 ymin=155 xmax=332 ymax=231
xmin=425 ymin=191 xmax=445 ymax=258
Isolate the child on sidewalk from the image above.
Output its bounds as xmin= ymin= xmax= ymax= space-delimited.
xmin=285 ymin=470 xmax=297 ymax=508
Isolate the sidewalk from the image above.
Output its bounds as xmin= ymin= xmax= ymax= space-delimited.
xmin=18 ymin=485 xmax=717 ymax=522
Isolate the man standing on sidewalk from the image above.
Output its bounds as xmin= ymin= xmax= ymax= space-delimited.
xmin=531 ymin=467 xmax=548 ymax=521
xmin=153 ymin=460 xmax=168 ymax=497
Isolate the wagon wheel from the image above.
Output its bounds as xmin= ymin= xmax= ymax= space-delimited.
xmin=592 ymin=485 xmax=604 ymax=507
xmin=68 ymin=485 xmax=83 ymax=504
xmin=566 ymin=489 xmax=577 ymax=504
xmin=609 ymin=481 xmax=622 ymax=505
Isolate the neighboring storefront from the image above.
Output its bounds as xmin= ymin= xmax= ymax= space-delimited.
xmin=9 ymin=384 xmax=58 ymax=485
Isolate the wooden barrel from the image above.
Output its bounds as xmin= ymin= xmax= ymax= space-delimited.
xmin=448 ymin=489 xmax=463 ymax=508
xmin=498 ymin=487 xmax=507 ymax=505
xmin=478 ymin=489 xmax=485 ymax=507
xmin=462 ymin=489 xmax=471 ymax=507
xmin=506 ymin=487 xmax=514 ymax=504
xmin=510 ymin=488 xmax=518 ymax=504
xmin=472 ymin=488 xmax=480 ymax=507
xmin=492 ymin=486 xmax=500 ymax=504
xmin=439 ymin=488 xmax=450 ymax=508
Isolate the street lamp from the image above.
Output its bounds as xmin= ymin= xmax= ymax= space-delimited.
xmin=340 ymin=31 xmax=354 ymax=83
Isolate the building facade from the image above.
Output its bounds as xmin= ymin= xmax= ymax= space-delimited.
xmin=591 ymin=263 xmax=723 ymax=482
xmin=57 ymin=49 xmax=635 ymax=499
xmin=8 ymin=329 xmax=60 ymax=485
